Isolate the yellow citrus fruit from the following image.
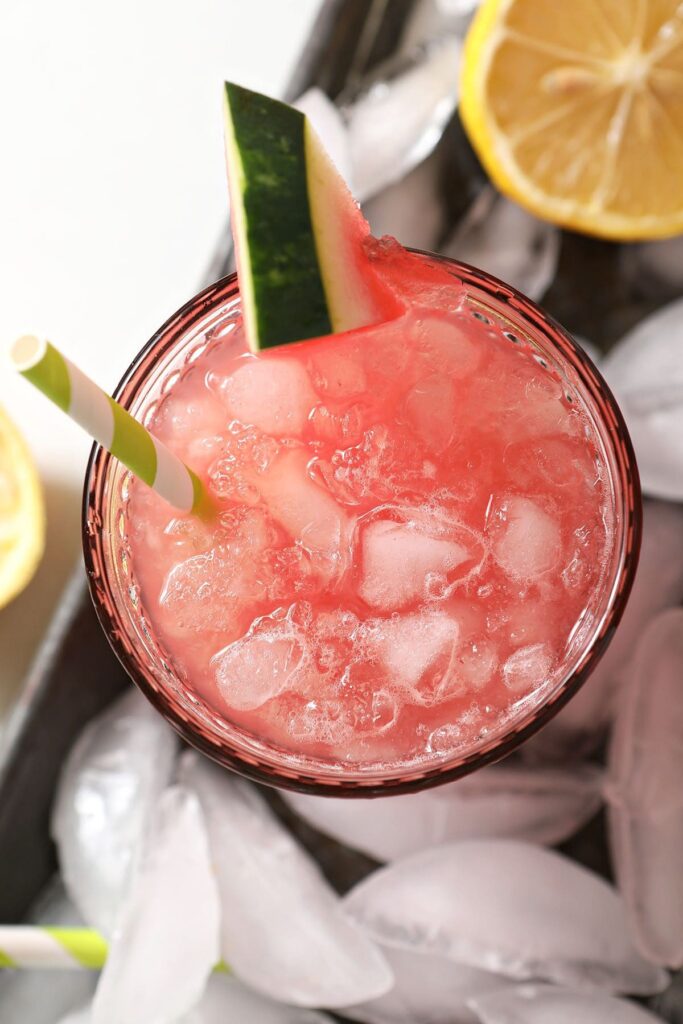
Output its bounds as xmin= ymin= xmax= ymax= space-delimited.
xmin=461 ymin=0 xmax=683 ymax=239
xmin=0 ymin=404 xmax=45 ymax=609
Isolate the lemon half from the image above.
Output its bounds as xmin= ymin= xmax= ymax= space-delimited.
xmin=0 ymin=405 xmax=44 ymax=609
xmin=461 ymin=0 xmax=683 ymax=240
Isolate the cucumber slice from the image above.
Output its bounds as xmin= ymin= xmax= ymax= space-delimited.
xmin=223 ymin=82 xmax=401 ymax=351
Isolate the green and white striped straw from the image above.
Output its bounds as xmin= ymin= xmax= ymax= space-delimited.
xmin=0 ymin=926 xmax=108 ymax=969
xmin=9 ymin=336 xmax=213 ymax=517
xmin=0 ymin=926 xmax=229 ymax=971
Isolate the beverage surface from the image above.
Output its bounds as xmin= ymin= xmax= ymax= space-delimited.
xmin=128 ymin=243 xmax=613 ymax=767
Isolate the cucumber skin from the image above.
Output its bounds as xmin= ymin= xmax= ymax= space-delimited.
xmin=224 ymin=83 xmax=333 ymax=349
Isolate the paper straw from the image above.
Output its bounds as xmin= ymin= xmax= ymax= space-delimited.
xmin=9 ymin=336 xmax=213 ymax=517
xmin=0 ymin=926 xmax=108 ymax=969
xmin=0 ymin=926 xmax=229 ymax=971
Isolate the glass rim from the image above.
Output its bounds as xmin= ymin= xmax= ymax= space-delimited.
xmin=82 ymin=250 xmax=642 ymax=797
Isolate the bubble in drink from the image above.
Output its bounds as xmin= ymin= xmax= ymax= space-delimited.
xmin=127 ymin=244 xmax=615 ymax=768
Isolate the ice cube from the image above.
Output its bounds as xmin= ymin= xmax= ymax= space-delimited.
xmin=212 ymin=354 xmax=317 ymax=438
xmin=4 ymin=979 xmax=95 ymax=1024
xmin=347 ymin=37 xmax=461 ymax=202
xmin=343 ymin=840 xmax=667 ymax=994
xmin=307 ymin=341 xmax=367 ymax=400
xmin=511 ymin=437 xmax=598 ymax=494
xmin=525 ymin=499 xmax=683 ymax=759
xmin=207 ymin=424 xmax=281 ymax=502
xmin=413 ymin=315 xmax=483 ymax=378
xmin=57 ymin=1007 xmax=93 ymax=1024
xmin=162 ymin=515 xmax=217 ymax=556
xmin=491 ymin=363 xmax=579 ymax=443
xmin=24 ymin=879 xmax=83 ymax=927
xmin=610 ymin=501 xmax=683 ymax=692
xmin=51 ymin=689 xmax=178 ymax=936
xmin=92 ymin=786 xmax=220 ymax=1024
xmin=436 ymin=0 xmax=481 ymax=13
xmin=471 ymin=983 xmax=665 ymax=1023
xmin=156 ymin=391 xmax=228 ymax=447
xmin=286 ymin=696 xmax=356 ymax=748
xmin=159 ymin=506 xmax=280 ymax=634
xmin=454 ymin=639 xmax=499 ymax=689
xmin=213 ymin=617 xmax=313 ymax=711
xmin=442 ymin=189 xmax=559 ymax=302
xmin=183 ymin=974 xmax=334 ymax=1023
xmin=179 ymin=752 xmax=393 ymax=1008
xmin=309 ymin=403 xmax=366 ymax=446
xmin=159 ymin=548 xmax=258 ymax=633
xmin=400 ymin=0 xmax=480 ymax=51
xmin=258 ymin=448 xmax=352 ymax=573
xmin=312 ymin=424 xmax=423 ymax=506
xmin=284 ymin=763 xmax=603 ymax=862
xmin=608 ymin=607 xmax=683 ymax=818
xmin=611 ymin=811 xmax=683 ymax=972
xmin=602 ymin=297 xmax=683 ymax=501
xmin=607 ymin=608 xmax=683 ymax=968
xmin=489 ymin=496 xmax=562 ymax=582
xmin=0 ymin=882 xmax=98 ymax=1024
xmin=344 ymin=946 xmax=508 ymax=1024
xmin=358 ymin=510 xmax=481 ymax=611
xmin=372 ymin=609 xmax=459 ymax=692
xmin=404 ymin=374 xmax=458 ymax=453
xmin=363 ymin=144 xmax=448 ymax=253
xmin=502 ymin=644 xmax=553 ymax=694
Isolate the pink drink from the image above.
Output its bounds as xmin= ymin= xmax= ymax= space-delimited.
xmin=126 ymin=241 xmax=615 ymax=768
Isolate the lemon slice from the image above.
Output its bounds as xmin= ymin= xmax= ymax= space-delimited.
xmin=461 ymin=0 xmax=683 ymax=239
xmin=0 ymin=405 xmax=44 ymax=609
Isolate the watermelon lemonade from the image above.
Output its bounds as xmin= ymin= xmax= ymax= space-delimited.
xmin=85 ymin=85 xmax=638 ymax=790
xmin=117 ymin=242 xmax=624 ymax=775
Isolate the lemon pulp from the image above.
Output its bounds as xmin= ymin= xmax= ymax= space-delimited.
xmin=462 ymin=0 xmax=683 ymax=239
xmin=0 ymin=405 xmax=44 ymax=609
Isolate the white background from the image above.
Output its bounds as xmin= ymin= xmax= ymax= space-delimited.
xmin=0 ymin=0 xmax=322 ymax=719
